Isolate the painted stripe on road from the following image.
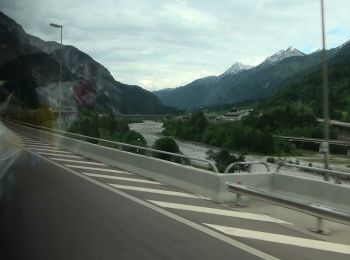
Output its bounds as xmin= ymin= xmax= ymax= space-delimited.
xmin=26 ymin=151 xmax=278 ymax=260
xmin=49 ymin=157 xmax=106 ymax=166
xmin=9 ymin=139 xmax=25 ymax=143
xmin=19 ymin=142 xmax=51 ymax=147
xmin=148 ymin=201 xmax=290 ymax=224
xmin=21 ymin=141 xmax=51 ymax=146
xmin=28 ymin=147 xmax=71 ymax=153
xmin=83 ymin=172 xmax=161 ymax=184
xmin=26 ymin=144 xmax=56 ymax=149
xmin=8 ymin=137 xmax=24 ymax=140
xmin=15 ymin=137 xmax=41 ymax=142
xmin=37 ymin=152 xmax=83 ymax=159
xmin=9 ymin=138 xmax=30 ymax=143
xmin=65 ymin=165 xmax=130 ymax=174
xmin=11 ymin=139 xmax=48 ymax=144
xmin=205 ymin=223 xmax=350 ymax=255
xmin=109 ymin=184 xmax=200 ymax=199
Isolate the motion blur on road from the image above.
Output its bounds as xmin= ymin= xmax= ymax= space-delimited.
xmin=1 ymin=0 xmax=350 ymax=259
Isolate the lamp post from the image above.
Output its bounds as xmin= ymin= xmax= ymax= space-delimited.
xmin=49 ymin=23 xmax=63 ymax=129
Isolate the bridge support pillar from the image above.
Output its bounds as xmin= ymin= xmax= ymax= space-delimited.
xmin=347 ymin=147 xmax=350 ymax=157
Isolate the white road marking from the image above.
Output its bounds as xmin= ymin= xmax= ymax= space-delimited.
xmin=21 ymin=141 xmax=51 ymax=146
xmin=27 ymin=151 xmax=277 ymax=260
xmin=9 ymin=139 xmax=25 ymax=143
xmin=9 ymin=139 xmax=28 ymax=143
xmin=65 ymin=165 xmax=130 ymax=174
xmin=20 ymin=142 xmax=53 ymax=147
xmin=28 ymin=147 xmax=71 ymax=154
xmin=14 ymin=137 xmax=40 ymax=142
xmin=26 ymin=144 xmax=56 ymax=149
xmin=205 ymin=224 xmax=350 ymax=255
xmin=27 ymin=145 xmax=58 ymax=150
xmin=49 ymin=157 xmax=107 ymax=166
xmin=8 ymin=137 xmax=24 ymax=140
xmin=148 ymin=201 xmax=290 ymax=224
xmin=83 ymin=172 xmax=161 ymax=184
xmin=37 ymin=152 xmax=83 ymax=159
xmin=9 ymin=137 xmax=41 ymax=142
xmin=109 ymin=184 xmax=200 ymax=199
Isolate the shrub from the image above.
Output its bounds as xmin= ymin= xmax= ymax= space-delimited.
xmin=152 ymin=137 xmax=181 ymax=162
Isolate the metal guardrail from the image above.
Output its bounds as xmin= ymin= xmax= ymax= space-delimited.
xmin=275 ymin=135 xmax=350 ymax=146
xmin=7 ymin=119 xmax=219 ymax=173
xmin=277 ymin=162 xmax=350 ymax=183
xmin=224 ymin=161 xmax=270 ymax=173
xmin=227 ymin=182 xmax=350 ymax=227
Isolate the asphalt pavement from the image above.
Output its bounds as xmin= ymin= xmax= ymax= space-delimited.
xmin=1 ymin=125 xmax=350 ymax=260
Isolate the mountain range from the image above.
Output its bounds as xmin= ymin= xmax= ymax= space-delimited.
xmin=0 ymin=11 xmax=175 ymax=114
xmin=262 ymin=39 xmax=350 ymax=121
xmin=154 ymin=43 xmax=347 ymax=110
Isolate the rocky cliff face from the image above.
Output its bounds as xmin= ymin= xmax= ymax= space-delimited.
xmin=0 ymin=11 xmax=174 ymax=114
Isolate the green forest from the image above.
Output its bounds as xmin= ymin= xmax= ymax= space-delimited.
xmin=68 ymin=110 xmax=147 ymax=148
xmin=263 ymin=44 xmax=350 ymax=122
xmin=163 ymin=111 xmax=299 ymax=155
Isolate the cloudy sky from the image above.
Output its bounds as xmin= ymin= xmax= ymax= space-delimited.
xmin=1 ymin=0 xmax=349 ymax=91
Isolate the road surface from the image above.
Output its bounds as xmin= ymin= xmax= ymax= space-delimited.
xmin=1 ymin=123 xmax=350 ymax=259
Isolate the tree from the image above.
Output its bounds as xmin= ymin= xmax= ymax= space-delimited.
xmin=213 ymin=149 xmax=246 ymax=173
xmin=122 ymin=130 xmax=147 ymax=154
xmin=152 ymin=137 xmax=181 ymax=162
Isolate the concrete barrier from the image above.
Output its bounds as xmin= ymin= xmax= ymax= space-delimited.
xmin=7 ymin=121 xmax=271 ymax=202
xmin=227 ymin=170 xmax=350 ymax=224
xmin=270 ymin=173 xmax=350 ymax=212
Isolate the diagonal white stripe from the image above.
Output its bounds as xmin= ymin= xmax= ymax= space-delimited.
xmin=49 ymin=157 xmax=106 ymax=166
xmin=37 ymin=152 xmax=83 ymax=158
xmin=109 ymin=184 xmax=200 ymax=199
xmin=26 ymin=144 xmax=56 ymax=149
xmin=148 ymin=201 xmax=290 ymax=224
xmin=205 ymin=224 xmax=350 ymax=255
xmin=83 ymin=172 xmax=161 ymax=184
xmin=28 ymin=147 xmax=71 ymax=153
xmin=23 ymin=149 xmax=277 ymax=259
xmin=65 ymin=164 xmax=130 ymax=174
xmin=21 ymin=141 xmax=51 ymax=146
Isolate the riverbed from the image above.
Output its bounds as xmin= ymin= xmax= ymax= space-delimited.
xmin=129 ymin=120 xmax=219 ymax=160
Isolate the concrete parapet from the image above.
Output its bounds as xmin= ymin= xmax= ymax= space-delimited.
xmin=8 ymin=121 xmax=271 ymax=202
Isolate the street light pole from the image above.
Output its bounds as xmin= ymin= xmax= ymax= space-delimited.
xmin=320 ymin=0 xmax=330 ymax=181
xmin=49 ymin=23 xmax=63 ymax=130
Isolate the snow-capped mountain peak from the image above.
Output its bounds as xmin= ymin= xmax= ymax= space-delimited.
xmin=261 ymin=46 xmax=306 ymax=66
xmin=220 ymin=62 xmax=253 ymax=77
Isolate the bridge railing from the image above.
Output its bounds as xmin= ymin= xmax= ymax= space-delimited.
xmin=8 ymin=119 xmax=219 ymax=173
xmin=274 ymin=135 xmax=350 ymax=146
xmin=227 ymin=182 xmax=350 ymax=229
xmin=277 ymin=162 xmax=350 ymax=184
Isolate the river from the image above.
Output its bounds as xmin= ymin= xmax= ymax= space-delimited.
xmin=129 ymin=120 xmax=219 ymax=160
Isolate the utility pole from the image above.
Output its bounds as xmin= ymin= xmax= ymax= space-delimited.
xmin=320 ymin=0 xmax=330 ymax=181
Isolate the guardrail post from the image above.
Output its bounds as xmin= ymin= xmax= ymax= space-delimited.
xmin=309 ymin=217 xmax=330 ymax=235
xmin=334 ymin=173 xmax=341 ymax=185
xmin=233 ymin=194 xmax=246 ymax=208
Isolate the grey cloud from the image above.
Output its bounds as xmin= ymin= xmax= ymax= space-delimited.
xmin=1 ymin=0 xmax=349 ymax=91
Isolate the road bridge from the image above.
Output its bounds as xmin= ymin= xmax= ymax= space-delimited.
xmin=275 ymin=135 xmax=350 ymax=156
xmin=1 ymin=121 xmax=350 ymax=259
